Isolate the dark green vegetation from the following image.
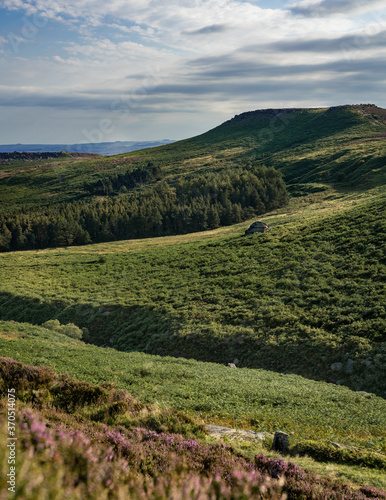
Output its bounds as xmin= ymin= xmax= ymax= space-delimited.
xmin=0 ymin=164 xmax=288 ymax=251
xmin=1 ymin=104 xmax=386 ymax=251
xmin=0 ymin=192 xmax=385 ymax=395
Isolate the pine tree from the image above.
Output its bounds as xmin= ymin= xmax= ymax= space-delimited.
xmin=207 ymin=206 xmax=220 ymax=229
xmin=0 ymin=223 xmax=12 ymax=251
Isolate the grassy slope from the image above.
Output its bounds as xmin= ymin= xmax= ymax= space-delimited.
xmin=0 ymin=185 xmax=385 ymax=396
xmin=0 ymin=105 xmax=386 ymax=494
xmin=1 ymin=105 xmax=386 ymax=212
xmin=1 ymin=354 xmax=385 ymax=496
xmin=0 ymin=321 xmax=385 ymax=455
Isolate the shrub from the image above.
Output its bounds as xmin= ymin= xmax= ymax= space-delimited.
xmin=0 ymin=357 xmax=55 ymax=392
xmin=291 ymin=440 xmax=386 ymax=470
xmin=42 ymin=320 xmax=83 ymax=340
xmin=2 ymin=406 xmax=384 ymax=500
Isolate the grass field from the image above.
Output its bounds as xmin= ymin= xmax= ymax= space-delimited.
xmin=0 ymin=185 xmax=385 ymax=395
xmin=1 ymin=321 xmax=386 ymax=492
xmin=0 ymin=104 xmax=386 ymax=497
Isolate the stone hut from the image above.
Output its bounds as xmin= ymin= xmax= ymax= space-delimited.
xmin=244 ymin=221 xmax=271 ymax=236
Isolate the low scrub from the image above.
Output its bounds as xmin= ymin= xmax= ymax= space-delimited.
xmin=1 ymin=403 xmax=385 ymax=500
xmin=42 ymin=319 xmax=85 ymax=340
xmin=0 ymin=357 xmax=205 ymax=437
xmin=291 ymin=440 xmax=386 ymax=470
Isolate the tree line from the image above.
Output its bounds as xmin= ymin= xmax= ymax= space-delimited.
xmin=0 ymin=165 xmax=289 ymax=251
xmin=83 ymin=162 xmax=162 ymax=196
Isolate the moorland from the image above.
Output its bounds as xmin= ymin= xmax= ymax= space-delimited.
xmin=0 ymin=103 xmax=385 ymax=499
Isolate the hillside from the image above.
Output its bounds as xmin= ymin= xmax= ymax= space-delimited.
xmin=0 ymin=185 xmax=385 ymax=396
xmin=0 ymin=105 xmax=385 ymax=394
xmin=0 ymin=104 xmax=386 ymax=497
xmin=0 ymin=322 xmax=385 ymax=496
xmin=0 ymin=104 xmax=386 ymax=252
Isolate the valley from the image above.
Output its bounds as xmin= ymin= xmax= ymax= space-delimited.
xmin=0 ymin=104 xmax=385 ymax=499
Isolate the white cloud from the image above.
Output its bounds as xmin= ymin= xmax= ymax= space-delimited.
xmin=289 ymin=0 xmax=386 ymax=17
xmin=0 ymin=0 xmax=385 ymax=142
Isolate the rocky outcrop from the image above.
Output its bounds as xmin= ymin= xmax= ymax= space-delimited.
xmin=228 ymin=108 xmax=299 ymax=123
xmin=206 ymin=425 xmax=273 ymax=442
xmin=244 ymin=221 xmax=271 ymax=236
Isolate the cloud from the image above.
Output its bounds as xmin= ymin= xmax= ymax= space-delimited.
xmin=289 ymin=0 xmax=386 ymax=17
xmin=0 ymin=0 xmax=386 ymax=142
xmin=183 ymin=24 xmax=229 ymax=35
xmin=183 ymin=49 xmax=386 ymax=86
xmin=256 ymin=29 xmax=386 ymax=53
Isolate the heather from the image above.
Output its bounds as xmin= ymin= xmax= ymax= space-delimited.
xmin=0 ymin=333 xmax=385 ymax=460
xmin=0 ymin=403 xmax=285 ymax=499
xmin=1 ymin=401 xmax=385 ymax=500
xmin=0 ymin=357 xmax=206 ymax=437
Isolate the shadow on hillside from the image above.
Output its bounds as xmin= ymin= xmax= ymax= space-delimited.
xmin=0 ymin=291 xmax=384 ymax=399
xmin=0 ymin=292 xmax=174 ymax=353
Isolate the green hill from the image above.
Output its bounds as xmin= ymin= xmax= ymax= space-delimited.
xmin=0 ymin=185 xmax=385 ymax=395
xmin=0 ymin=104 xmax=385 ymax=394
xmin=1 ymin=104 xmax=386 ymax=251
xmin=1 ymin=104 xmax=386 ymax=497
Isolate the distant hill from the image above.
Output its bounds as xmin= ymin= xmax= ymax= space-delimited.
xmin=0 ymin=139 xmax=175 ymax=156
xmin=0 ymin=104 xmax=385 ymax=252
xmin=182 ymin=103 xmax=386 ymax=187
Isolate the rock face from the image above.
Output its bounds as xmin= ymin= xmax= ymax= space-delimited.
xmin=206 ymin=425 xmax=273 ymax=442
xmin=244 ymin=221 xmax=271 ymax=236
xmin=272 ymin=431 xmax=290 ymax=454
xmin=228 ymin=108 xmax=299 ymax=124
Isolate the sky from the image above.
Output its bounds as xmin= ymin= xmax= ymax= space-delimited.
xmin=0 ymin=0 xmax=385 ymax=143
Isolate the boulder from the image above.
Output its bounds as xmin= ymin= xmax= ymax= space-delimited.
xmin=330 ymin=362 xmax=343 ymax=372
xmin=206 ymin=425 xmax=273 ymax=442
xmin=227 ymin=363 xmax=237 ymax=368
xmin=244 ymin=221 xmax=271 ymax=236
xmin=272 ymin=431 xmax=290 ymax=454
xmin=356 ymin=391 xmax=372 ymax=398
xmin=346 ymin=358 xmax=354 ymax=373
